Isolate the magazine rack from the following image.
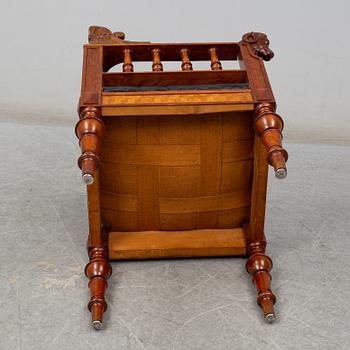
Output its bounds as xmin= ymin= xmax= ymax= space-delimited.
xmin=76 ymin=26 xmax=288 ymax=329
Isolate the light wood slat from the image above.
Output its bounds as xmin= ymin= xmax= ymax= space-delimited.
xmin=159 ymin=116 xmax=200 ymax=145
xmin=222 ymin=112 xmax=254 ymax=141
xmin=159 ymin=190 xmax=250 ymax=214
xmin=99 ymin=163 xmax=137 ymax=194
xmin=217 ymin=206 xmax=251 ymax=228
xmin=137 ymin=165 xmax=160 ymax=229
xmin=101 ymin=144 xmax=200 ymax=166
xmin=248 ymin=136 xmax=269 ymax=241
xmin=160 ymin=213 xmax=197 ymax=231
xmin=102 ymin=91 xmax=253 ymax=106
xmin=103 ymin=117 xmax=137 ymax=144
xmin=102 ymin=209 xmax=138 ymax=232
xmin=99 ymin=111 xmax=255 ymax=232
xmin=101 ymin=142 xmax=253 ymax=165
xmin=136 ymin=118 xmax=161 ymax=230
xmin=100 ymin=191 xmax=137 ymax=212
xmin=159 ymin=166 xmax=201 ymax=197
xmin=221 ymin=160 xmax=253 ymax=193
xmin=108 ymin=228 xmax=246 ymax=260
xmin=197 ymin=115 xmax=222 ymax=227
xmin=222 ymin=140 xmax=254 ymax=162
xmin=102 ymin=104 xmax=254 ymax=116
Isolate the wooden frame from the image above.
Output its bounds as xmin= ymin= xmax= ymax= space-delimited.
xmin=76 ymin=27 xmax=288 ymax=329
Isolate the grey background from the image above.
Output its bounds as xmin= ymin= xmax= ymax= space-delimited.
xmin=0 ymin=0 xmax=349 ymax=143
xmin=1 ymin=0 xmax=350 ymax=349
xmin=1 ymin=124 xmax=349 ymax=349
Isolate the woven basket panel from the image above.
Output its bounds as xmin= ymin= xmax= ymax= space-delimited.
xmin=100 ymin=112 xmax=254 ymax=231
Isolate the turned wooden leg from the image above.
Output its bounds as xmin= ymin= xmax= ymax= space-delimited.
xmin=246 ymin=242 xmax=276 ymax=323
xmin=85 ymin=247 xmax=112 ymax=330
xmin=75 ymin=106 xmax=105 ymax=185
xmin=254 ymin=102 xmax=288 ymax=179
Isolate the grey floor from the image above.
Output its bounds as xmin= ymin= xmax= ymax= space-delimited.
xmin=1 ymin=122 xmax=349 ymax=350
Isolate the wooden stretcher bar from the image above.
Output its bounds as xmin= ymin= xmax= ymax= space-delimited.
xmin=109 ymin=228 xmax=246 ymax=259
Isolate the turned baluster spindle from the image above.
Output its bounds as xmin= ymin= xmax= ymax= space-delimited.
xmin=254 ymin=103 xmax=288 ymax=179
xmin=122 ymin=49 xmax=134 ymax=72
xmin=85 ymin=247 xmax=112 ymax=330
xmin=75 ymin=107 xmax=105 ymax=185
xmin=152 ymin=48 xmax=163 ymax=71
xmin=209 ymin=48 xmax=222 ymax=70
xmin=246 ymin=242 xmax=276 ymax=323
xmin=180 ymin=48 xmax=193 ymax=71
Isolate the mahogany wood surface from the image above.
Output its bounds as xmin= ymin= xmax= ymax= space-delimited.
xmin=99 ymin=112 xmax=253 ymax=232
xmin=76 ymin=26 xmax=288 ymax=328
xmin=109 ymin=228 xmax=246 ymax=259
xmin=102 ymin=70 xmax=248 ymax=87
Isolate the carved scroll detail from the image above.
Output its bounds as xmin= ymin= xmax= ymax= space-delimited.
xmin=88 ymin=26 xmax=149 ymax=44
xmin=242 ymin=32 xmax=274 ymax=61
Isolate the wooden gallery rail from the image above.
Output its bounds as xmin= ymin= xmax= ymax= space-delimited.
xmin=76 ymin=26 xmax=288 ymax=330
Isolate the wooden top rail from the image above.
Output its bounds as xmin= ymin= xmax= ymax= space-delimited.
xmin=100 ymin=42 xmax=240 ymax=72
xmin=102 ymin=70 xmax=248 ymax=88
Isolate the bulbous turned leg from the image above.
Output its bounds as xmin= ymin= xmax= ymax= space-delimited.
xmin=246 ymin=243 xmax=276 ymax=323
xmin=75 ymin=107 xmax=105 ymax=186
xmin=254 ymin=103 xmax=288 ymax=179
xmin=85 ymin=247 xmax=112 ymax=330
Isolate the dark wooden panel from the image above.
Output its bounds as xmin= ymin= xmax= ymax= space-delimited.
xmin=103 ymin=70 xmax=248 ymax=87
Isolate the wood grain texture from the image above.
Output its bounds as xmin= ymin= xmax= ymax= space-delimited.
xmin=77 ymin=28 xmax=287 ymax=327
xmin=248 ymin=136 xmax=269 ymax=242
xmin=80 ymin=47 xmax=103 ymax=106
xmin=103 ymin=70 xmax=246 ymax=87
xmin=102 ymin=103 xmax=254 ymax=116
xmin=102 ymin=91 xmax=253 ymax=106
xmin=101 ymin=42 xmax=240 ymax=72
xmin=99 ymin=112 xmax=254 ymax=232
xmin=109 ymin=228 xmax=246 ymax=259
xmin=239 ymin=33 xmax=274 ymax=103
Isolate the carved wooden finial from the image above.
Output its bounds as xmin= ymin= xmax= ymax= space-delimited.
xmin=89 ymin=26 xmax=126 ymax=44
xmin=242 ymin=32 xmax=274 ymax=61
xmin=88 ymin=26 xmax=150 ymax=44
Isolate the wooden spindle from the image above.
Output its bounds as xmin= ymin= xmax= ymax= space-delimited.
xmin=122 ymin=49 xmax=134 ymax=72
xmin=75 ymin=107 xmax=105 ymax=185
xmin=152 ymin=48 xmax=163 ymax=71
xmin=254 ymin=102 xmax=288 ymax=179
xmin=85 ymin=246 xmax=112 ymax=329
xmin=180 ymin=48 xmax=193 ymax=71
xmin=209 ymin=48 xmax=222 ymax=70
xmin=246 ymin=241 xmax=276 ymax=323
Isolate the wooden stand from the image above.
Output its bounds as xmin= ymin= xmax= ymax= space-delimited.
xmin=76 ymin=27 xmax=288 ymax=329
